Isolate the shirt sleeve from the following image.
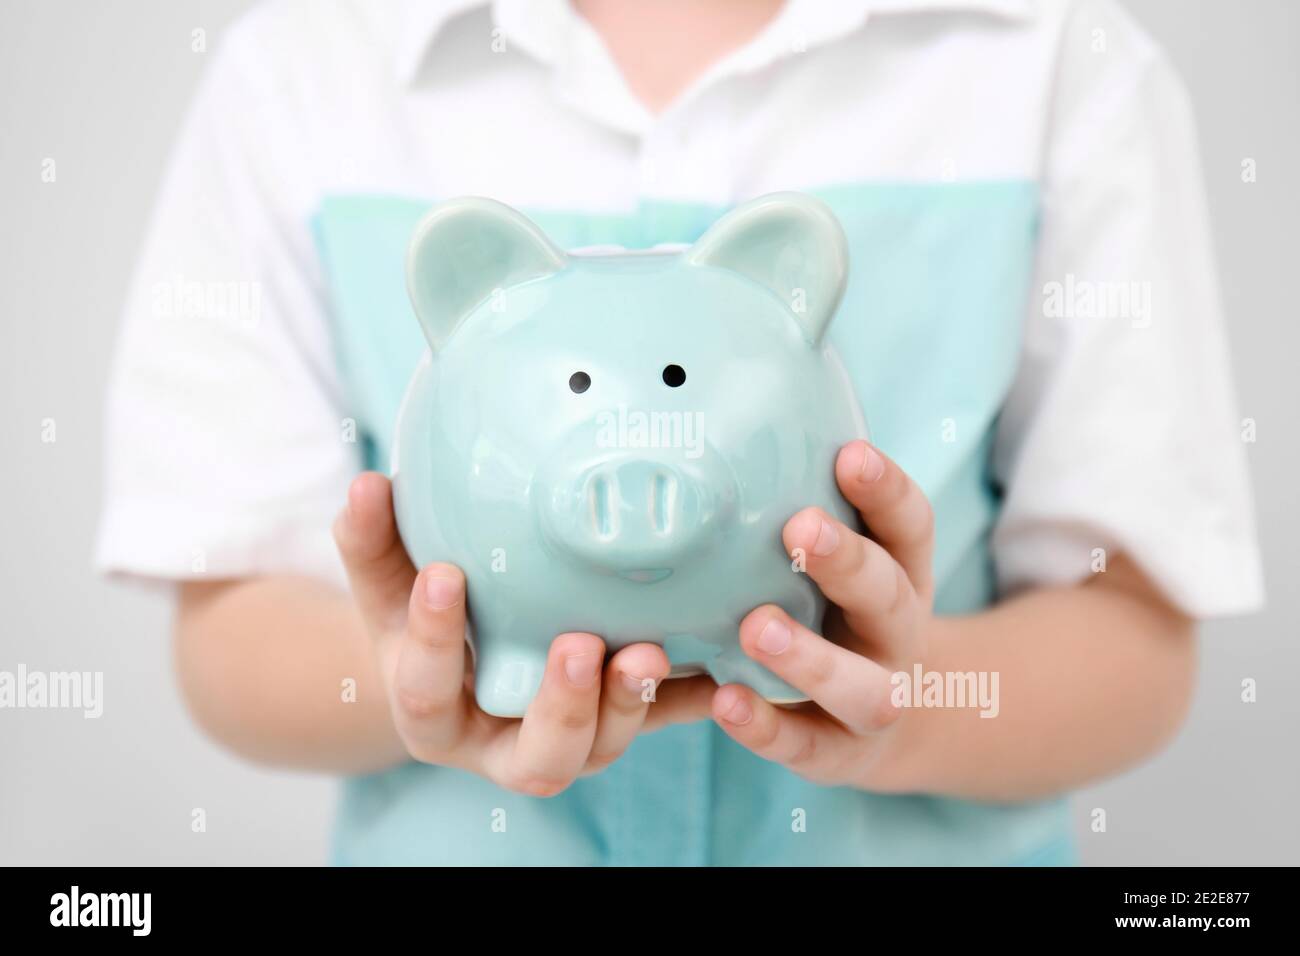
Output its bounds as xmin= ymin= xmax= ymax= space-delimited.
xmin=94 ymin=25 xmax=357 ymax=587
xmin=991 ymin=0 xmax=1264 ymax=618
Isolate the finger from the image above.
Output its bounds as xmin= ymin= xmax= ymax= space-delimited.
xmin=583 ymin=643 xmax=672 ymax=772
xmin=738 ymin=605 xmax=901 ymax=734
xmin=642 ymin=675 xmax=717 ymax=732
xmin=783 ymin=506 xmax=916 ymax=657
xmin=712 ymin=683 xmax=858 ymax=784
xmin=835 ymin=441 xmax=935 ymax=601
xmin=390 ymin=563 xmax=472 ymax=755
xmin=496 ymin=633 xmax=605 ymax=796
xmin=332 ymin=472 xmax=417 ymax=631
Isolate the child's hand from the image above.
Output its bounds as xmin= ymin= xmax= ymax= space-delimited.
xmin=333 ymin=473 xmax=702 ymax=796
xmin=710 ymin=440 xmax=934 ymax=789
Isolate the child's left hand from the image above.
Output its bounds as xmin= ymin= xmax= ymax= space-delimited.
xmin=711 ymin=439 xmax=934 ymax=788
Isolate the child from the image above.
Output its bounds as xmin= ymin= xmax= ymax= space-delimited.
xmin=98 ymin=0 xmax=1262 ymax=865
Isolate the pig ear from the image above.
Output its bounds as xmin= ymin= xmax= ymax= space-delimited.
xmin=686 ymin=193 xmax=848 ymax=346
xmin=405 ymin=197 xmax=566 ymax=349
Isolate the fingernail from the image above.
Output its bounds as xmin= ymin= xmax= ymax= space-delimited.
xmin=622 ymin=673 xmax=652 ymax=695
xmin=812 ymin=518 xmax=839 ymax=556
xmin=757 ymin=617 xmax=791 ymax=655
xmin=859 ymin=442 xmax=885 ymax=482
xmin=424 ymin=574 xmax=461 ymax=609
xmin=722 ymin=697 xmax=752 ymax=726
xmin=565 ymin=652 xmax=601 ymax=687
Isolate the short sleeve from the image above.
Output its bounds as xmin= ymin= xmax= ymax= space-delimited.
xmin=991 ymin=0 xmax=1264 ymax=618
xmin=94 ymin=27 xmax=357 ymax=587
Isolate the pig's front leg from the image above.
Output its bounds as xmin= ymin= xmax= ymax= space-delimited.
xmin=706 ymin=638 xmax=809 ymax=705
xmin=473 ymin=634 xmax=550 ymax=718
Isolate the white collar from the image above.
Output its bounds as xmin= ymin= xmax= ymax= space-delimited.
xmin=393 ymin=0 xmax=1036 ymax=87
xmin=391 ymin=0 xmax=1036 ymax=134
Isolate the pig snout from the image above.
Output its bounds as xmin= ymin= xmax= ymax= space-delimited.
xmin=535 ymin=455 xmax=733 ymax=580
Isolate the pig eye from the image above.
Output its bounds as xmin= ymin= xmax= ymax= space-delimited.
xmin=568 ymin=371 xmax=591 ymax=394
xmin=662 ymin=364 xmax=686 ymax=388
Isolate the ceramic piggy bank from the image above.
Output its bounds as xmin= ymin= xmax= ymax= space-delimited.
xmin=392 ymin=192 xmax=867 ymax=716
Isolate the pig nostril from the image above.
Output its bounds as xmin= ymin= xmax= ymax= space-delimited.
xmin=591 ymin=475 xmax=612 ymax=537
xmin=650 ymin=472 xmax=675 ymax=535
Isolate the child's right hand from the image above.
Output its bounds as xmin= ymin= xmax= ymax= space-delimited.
xmin=332 ymin=472 xmax=710 ymax=796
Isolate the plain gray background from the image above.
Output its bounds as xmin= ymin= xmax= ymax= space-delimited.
xmin=1 ymin=0 xmax=1296 ymax=865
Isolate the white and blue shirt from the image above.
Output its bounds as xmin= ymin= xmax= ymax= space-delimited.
xmin=97 ymin=0 xmax=1263 ymax=865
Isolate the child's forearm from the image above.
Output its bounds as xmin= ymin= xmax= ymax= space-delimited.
xmin=870 ymin=557 xmax=1197 ymax=802
xmin=175 ymin=577 xmax=408 ymax=774
xmin=175 ymin=552 xmax=1195 ymax=799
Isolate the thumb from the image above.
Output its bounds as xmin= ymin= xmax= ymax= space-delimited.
xmin=332 ymin=472 xmax=417 ymax=633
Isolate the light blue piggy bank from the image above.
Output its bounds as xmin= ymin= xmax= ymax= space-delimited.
xmin=392 ymin=193 xmax=867 ymax=717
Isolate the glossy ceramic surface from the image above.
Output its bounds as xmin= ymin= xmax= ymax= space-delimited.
xmin=392 ymin=193 xmax=867 ymax=716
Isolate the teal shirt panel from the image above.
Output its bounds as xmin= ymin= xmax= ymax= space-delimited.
xmin=313 ymin=183 xmax=1076 ymax=866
